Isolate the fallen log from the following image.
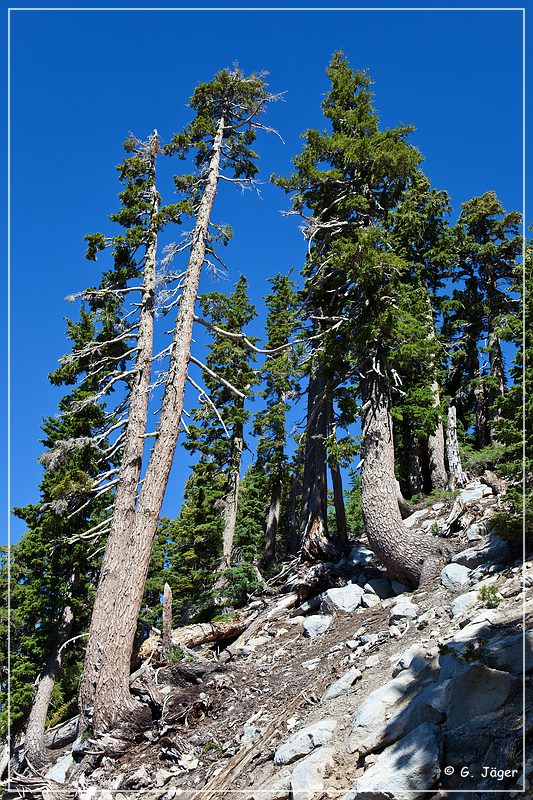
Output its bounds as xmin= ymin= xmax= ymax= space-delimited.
xmin=138 ymin=612 xmax=257 ymax=660
xmin=43 ymin=716 xmax=80 ymax=751
xmin=220 ymin=593 xmax=299 ymax=660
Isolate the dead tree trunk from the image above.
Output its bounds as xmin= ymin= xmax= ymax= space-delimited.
xmin=360 ymin=367 xmax=440 ymax=587
xmin=446 ymin=404 xmax=468 ymax=490
xmin=300 ymin=366 xmax=336 ymax=562
xmin=425 ymin=293 xmax=448 ymax=490
xmin=406 ymin=426 xmax=424 ymax=497
xmin=24 ymin=606 xmax=74 ymax=768
xmin=221 ymin=409 xmax=244 ymax=567
xmin=328 ymin=399 xmax=349 ymax=552
xmin=162 ymin=583 xmax=173 ymax=656
xmin=79 ymin=116 xmax=226 ymax=735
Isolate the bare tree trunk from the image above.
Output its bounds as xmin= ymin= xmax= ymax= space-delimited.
xmin=288 ymin=446 xmax=304 ymax=555
xmin=80 ymin=116 xmax=226 ymax=735
xmin=446 ymin=405 xmax=468 ymax=490
xmin=24 ymin=606 xmax=74 ymax=768
xmin=162 ymin=583 xmax=173 ymax=656
xmin=263 ymin=477 xmax=281 ymax=568
xmin=328 ymin=399 xmax=348 ymax=552
xmin=424 ymin=293 xmax=448 ymax=490
xmin=221 ymin=412 xmax=244 ymax=567
xmin=300 ymin=367 xmax=336 ymax=562
xmin=360 ymin=368 xmax=439 ymax=587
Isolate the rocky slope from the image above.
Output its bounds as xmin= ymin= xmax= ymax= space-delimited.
xmin=7 ymin=479 xmax=532 ymax=799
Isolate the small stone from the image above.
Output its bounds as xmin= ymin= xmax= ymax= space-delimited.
xmin=155 ymin=770 xmax=173 ymax=787
xmin=389 ymin=598 xmax=419 ymax=624
xmin=323 ymin=667 xmax=362 ymax=700
xmin=361 ymin=593 xmax=380 ymax=608
xmin=347 ymin=545 xmax=375 ymax=566
xmin=389 ymin=625 xmax=402 ymax=638
xmin=432 ymin=502 xmax=445 ymax=511
xmin=303 ymin=615 xmax=333 ymax=638
xmin=274 ymin=719 xmax=338 ymax=766
xmin=301 ymin=657 xmax=321 ymax=670
xmin=465 ymin=522 xmax=487 ymax=542
xmin=44 ymin=754 xmax=74 ymax=784
xmin=459 ymin=483 xmax=493 ymax=502
xmin=452 ymin=536 xmax=511 ymax=570
xmin=364 ymin=654 xmax=380 ymax=669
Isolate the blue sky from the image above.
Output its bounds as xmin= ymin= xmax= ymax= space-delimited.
xmin=4 ymin=4 xmax=526 ymax=545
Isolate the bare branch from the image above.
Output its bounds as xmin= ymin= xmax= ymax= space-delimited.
xmin=189 ymin=355 xmax=246 ymax=399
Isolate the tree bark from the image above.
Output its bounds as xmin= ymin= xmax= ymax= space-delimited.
xmin=474 ymin=381 xmax=492 ymax=448
xmin=328 ymin=399 xmax=349 ymax=552
xmin=299 ymin=366 xmax=336 ymax=562
xmin=221 ymin=407 xmax=244 ymax=566
xmin=263 ymin=477 xmax=281 ymax=568
xmin=24 ymin=606 xmax=74 ymax=768
xmin=360 ymin=368 xmax=439 ymax=587
xmin=79 ymin=116 xmax=226 ymax=734
xmin=446 ymin=405 xmax=468 ymax=490
xmin=424 ymin=293 xmax=448 ymax=490
xmin=406 ymin=427 xmax=424 ymax=497
xmin=162 ymin=583 xmax=173 ymax=656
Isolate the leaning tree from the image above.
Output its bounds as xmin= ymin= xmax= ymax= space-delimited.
xmin=79 ymin=68 xmax=278 ymax=735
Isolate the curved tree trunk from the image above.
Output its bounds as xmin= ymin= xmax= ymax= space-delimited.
xmin=446 ymin=405 xmax=468 ymax=490
xmin=24 ymin=606 xmax=74 ymax=769
xmin=360 ymin=369 xmax=439 ymax=587
xmin=80 ymin=117 xmax=226 ymax=735
xmin=300 ymin=366 xmax=337 ymax=562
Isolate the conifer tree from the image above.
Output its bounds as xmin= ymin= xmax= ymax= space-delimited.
xmin=387 ymin=171 xmax=452 ymax=493
xmin=275 ymin=53 xmax=443 ymax=585
xmin=253 ymin=274 xmax=300 ymax=567
xmin=445 ymin=192 xmax=521 ymax=448
xmin=80 ymin=70 xmax=276 ymax=734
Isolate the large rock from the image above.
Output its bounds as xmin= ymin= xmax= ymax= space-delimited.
xmin=361 ymin=593 xmax=380 ymax=608
xmin=445 ymin=662 xmax=519 ymax=730
xmin=323 ymin=667 xmax=362 ymax=701
xmin=251 ymin=769 xmax=292 ymax=800
xmin=403 ymin=509 xmax=433 ymax=529
xmin=290 ymin=747 xmax=335 ymax=800
xmin=274 ymin=719 xmax=337 ymax=766
xmin=440 ymin=563 xmax=471 ymax=591
xmin=347 ymin=657 xmax=429 ymax=755
xmin=452 ymin=536 xmax=511 ymax=570
xmin=303 ymin=615 xmax=333 ymax=638
xmin=391 ymin=644 xmax=428 ymax=677
xmin=321 ymin=585 xmax=364 ymax=614
xmin=465 ymin=521 xmax=488 ymax=542
xmin=483 ymin=629 xmax=533 ymax=675
xmin=344 ymin=723 xmax=441 ymax=800
xmin=389 ymin=598 xmax=419 ymax=624
xmin=45 ymin=753 xmax=74 ymax=784
xmin=347 ymin=545 xmax=375 ymax=567
xmin=449 ymin=591 xmax=479 ymax=619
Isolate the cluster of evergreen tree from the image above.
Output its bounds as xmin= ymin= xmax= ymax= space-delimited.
xmin=2 ymin=55 xmax=526 ymax=756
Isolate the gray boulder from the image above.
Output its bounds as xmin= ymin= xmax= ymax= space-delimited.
xmin=321 ymin=585 xmax=364 ymax=614
xmin=344 ymin=723 xmax=441 ymax=800
xmin=347 ymin=658 xmax=429 ymax=755
xmin=323 ymin=667 xmax=362 ymax=701
xmin=303 ymin=614 xmax=333 ymax=638
xmin=251 ymin=769 xmax=292 ymax=800
xmin=445 ymin=662 xmax=519 ymax=730
xmin=449 ymin=591 xmax=479 ymax=619
xmin=484 ymin=629 xmax=533 ymax=675
xmin=291 ymin=747 xmax=335 ymax=800
xmin=45 ymin=753 xmax=74 ymax=784
xmin=391 ymin=644 xmax=427 ymax=677
xmin=440 ymin=563 xmax=471 ymax=591
xmin=274 ymin=719 xmax=337 ymax=766
xmin=389 ymin=598 xmax=419 ymax=624
xmin=459 ymin=483 xmax=493 ymax=502
xmin=465 ymin=521 xmax=488 ymax=542
xmin=361 ymin=593 xmax=380 ymax=608
xmin=452 ymin=536 xmax=511 ymax=570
